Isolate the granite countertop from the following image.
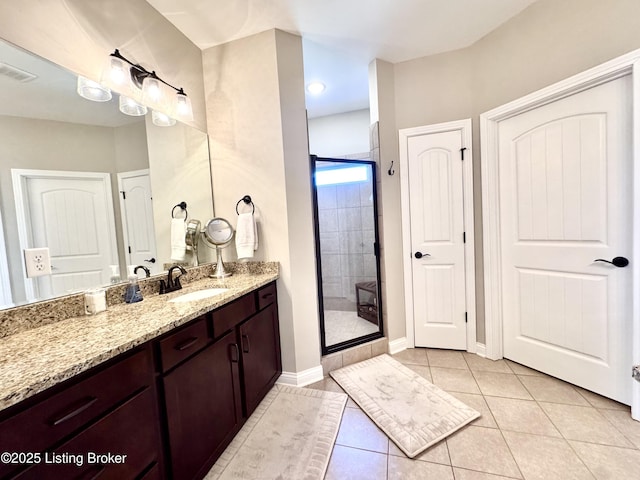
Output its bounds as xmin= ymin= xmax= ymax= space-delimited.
xmin=0 ymin=271 xmax=278 ymax=412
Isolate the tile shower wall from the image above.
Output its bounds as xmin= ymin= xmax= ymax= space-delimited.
xmin=318 ymin=177 xmax=377 ymax=302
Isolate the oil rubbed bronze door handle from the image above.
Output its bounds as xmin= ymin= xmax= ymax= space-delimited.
xmin=241 ymin=334 xmax=251 ymax=354
xmin=594 ymin=257 xmax=629 ymax=268
xmin=414 ymin=252 xmax=431 ymax=259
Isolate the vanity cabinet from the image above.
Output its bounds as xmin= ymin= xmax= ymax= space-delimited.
xmin=16 ymin=389 xmax=160 ymax=480
xmin=0 ymin=346 xmax=161 ymax=480
xmin=162 ymin=281 xmax=281 ymax=480
xmin=162 ymin=329 xmax=242 ymax=480
xmin=0 ymin=280 xmax=281 ymax=480
xmin=240 ymin=286 xmax=281 ymax=417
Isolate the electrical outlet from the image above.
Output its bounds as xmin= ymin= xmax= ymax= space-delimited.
xmin=24 ymin=247 xmax=52 ymax=277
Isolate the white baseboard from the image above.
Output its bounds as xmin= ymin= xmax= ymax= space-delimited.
xmin=276 ymin=365 xmax=324 ymax=388
xmin=388 ymin=337 xmax=408 ymax=355
xmin=475 ymin=343 xmax=486 ymax=358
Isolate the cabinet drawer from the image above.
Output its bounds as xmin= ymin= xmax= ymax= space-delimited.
xmin=211 ymin=294 xmax=256 ymax=338
xmin=257 ymin=282 xmax=277 ymax=310
xmin=158 ymin=317 xmax=209 ymax=372
xmin=0 ymin=348 xmax=152 ymax=478
xmin=16 ymin=388 xmax=160 ymax=480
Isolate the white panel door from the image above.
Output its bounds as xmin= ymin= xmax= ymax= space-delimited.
xmin=25 ymin=173 xmax=118 ymax=298
xmin=498 ymin=75 xmax=632 ymax=403
xmin=408 ymin=130 xmax=467 ymax=349
xmin=118 ymin=170 xmax=159 ymax=275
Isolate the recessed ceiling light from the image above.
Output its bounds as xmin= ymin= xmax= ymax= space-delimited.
xmin=306 ymin=81 xmax=326 ymax=95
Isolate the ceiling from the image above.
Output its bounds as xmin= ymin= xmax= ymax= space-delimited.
xmin=146 ymin=0 xmax=538 ymax=118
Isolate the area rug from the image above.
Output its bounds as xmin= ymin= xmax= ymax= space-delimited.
xmin=205 ymin=384 xmax=347 ymax=480
xmin=330 ymin=354 xmax=480 ymax=458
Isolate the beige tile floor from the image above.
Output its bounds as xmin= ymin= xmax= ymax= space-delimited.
xmin=306 ymin=349 xmax=640 ymax=480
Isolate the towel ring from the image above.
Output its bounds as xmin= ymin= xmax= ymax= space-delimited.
xmin=235 ymin=195 xmax=255 ymax=215
xmin=172 ymin=201 xmax=188 ymax=221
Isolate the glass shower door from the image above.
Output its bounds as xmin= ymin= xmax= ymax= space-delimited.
xmin=311 ymin=157 xmax=383 ymax=354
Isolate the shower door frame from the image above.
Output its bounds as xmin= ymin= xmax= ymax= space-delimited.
xmin=311 ymin=155 xmax=384 ymax=355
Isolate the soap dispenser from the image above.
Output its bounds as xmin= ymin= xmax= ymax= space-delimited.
xmin=124 ymin=266 xmax=143 ymax=303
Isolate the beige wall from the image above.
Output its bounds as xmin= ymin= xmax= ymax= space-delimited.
xmin=308 ymin=109 xmax=371 ymax=157
xmin=383 ymin=0 xmax=640 ymax=345
xmin=0 ymin=0 xmax=206 ymax=131
xmin=203 ymin=30 xmax=321 ymax=375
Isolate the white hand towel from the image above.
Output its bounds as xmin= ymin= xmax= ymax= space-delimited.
xmin=235 ymin=213 xmax=257 ymax=260
xmin=171 ymin=218 xmax=187 ymax=261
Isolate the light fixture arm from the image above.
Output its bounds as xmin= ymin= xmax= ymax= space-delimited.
xmin=109 ymin=49 xmax=188 ymax=97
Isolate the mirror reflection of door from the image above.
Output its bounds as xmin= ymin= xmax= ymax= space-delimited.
xmin=118 ymin=169 xmax=160 ymax=277
xmin=311 ymin=156 xmax=383 ymax=354
xmin=12 ymin=169 xmax=119 ymax=301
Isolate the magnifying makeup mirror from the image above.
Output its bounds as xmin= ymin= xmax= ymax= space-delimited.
xmin=204 ymin=218 xmax=234 ymax=278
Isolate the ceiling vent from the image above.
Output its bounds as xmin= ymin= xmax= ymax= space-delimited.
xmin=0 ymin=62 xmax=38 ymax=83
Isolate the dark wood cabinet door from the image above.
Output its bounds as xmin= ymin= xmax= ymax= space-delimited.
xmin=162 ymin=330 xmax=242 ymax=480
xmin=239 ymin=303 xmax=282 ymax=417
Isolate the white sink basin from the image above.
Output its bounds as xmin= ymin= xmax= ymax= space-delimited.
xmin=168 ymin=288 xmax=229 ymax=303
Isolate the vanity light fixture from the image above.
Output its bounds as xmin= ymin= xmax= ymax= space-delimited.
xmin=104 ymin=49 xmax=194 ymax=120
xmin=152 ymin=110 xmax=176 ymax=127
xmin=76 ymin=75 xmax=112 ymax=102
xmin=119 ymin=95 xmax=147 ymax=116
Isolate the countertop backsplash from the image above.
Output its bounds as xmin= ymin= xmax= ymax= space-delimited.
xmin=0 ymin=261 xmax=278 ymax=339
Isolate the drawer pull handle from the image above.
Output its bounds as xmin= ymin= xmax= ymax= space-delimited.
xmin=241 ymin=334 xmax=251 ymax=353
xmin=175 ymin=337 xmax=199 ymax=351
xmin=50 ymin=396 xmax=98 ymax=426
xmin=261 ymin=293 xmax=274 ymax=299
xmin=229 ymin=343 xmax=240 ymax=363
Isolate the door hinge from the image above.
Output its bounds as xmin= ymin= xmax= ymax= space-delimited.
xmin=465 ymin=312 xmax=468 ymax=323
xmin=463 ymin=232 xmax=466 ymax=243
xmin=128 ymin=246 xmax=131 ymax=254
xmin=460 ymin=147 xmax=467 ymax=161
xmin=633 ymin=365 xmax=640 ymax=382
xmin=121 ymin=191 xmax=126 ymax=200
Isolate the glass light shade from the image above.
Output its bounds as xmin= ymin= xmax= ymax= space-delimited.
xmin=119 ymin=95 xmax=147 ymax=116
xmin=103 ymin=55 xmax=129 ymax=87
xmin=142 ymin=76 xmax=162 ymax=104
xmin=152 ymin=110 xmax=176 ymax=127
xmin=76 ymin=76 xmax=112 ymax=102
xmin=174 ymin=91 xmax=193 ymax=121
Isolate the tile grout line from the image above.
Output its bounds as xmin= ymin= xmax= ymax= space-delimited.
xmin=517 ymin=368 xmax=600 ymax=479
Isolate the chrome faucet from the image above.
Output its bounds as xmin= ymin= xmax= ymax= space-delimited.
xmin=160 ymin=265 xmax=187 ymax=294
xmin=133 ymin=265 xmax=151 ymax=278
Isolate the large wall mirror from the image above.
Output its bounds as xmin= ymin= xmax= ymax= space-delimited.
xmin=0 ymin=38 xmax=214 ymax=309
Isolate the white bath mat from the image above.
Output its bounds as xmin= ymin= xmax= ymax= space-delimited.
xmin=206 ymin=384 xmax=347 ymax=480
xmin=330 ymin=354 xmax=480 ymax=458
